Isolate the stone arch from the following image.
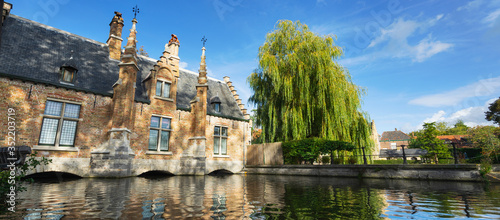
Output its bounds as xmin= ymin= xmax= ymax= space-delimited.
xmin=137 ymin=170 xmax=175 ymax=177
xmin=207 ymin=169 xmax=234 ymax=176
xmin=25 ymin=157 xmax=91 ymax=177
xmin=25 ymin=171 xmax=82 ymax=181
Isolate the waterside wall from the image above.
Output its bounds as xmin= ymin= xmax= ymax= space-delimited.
xmin=245 ymin=164 xmax=484 ymax=182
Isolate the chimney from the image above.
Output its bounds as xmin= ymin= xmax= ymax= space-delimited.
xmin=166 ymin=34 xmax=180 ymax=77
xmin=107 ymin=11 xmax=124 ymax=60
xmin=1 ymin=1 xmax=12 ymax=48
xmin=2 ymin=1 xmax=11 ymax=24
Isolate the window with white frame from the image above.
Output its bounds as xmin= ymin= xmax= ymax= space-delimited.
xmin=38 ymin=100 xmax=81 ymax=147
xmin=214 ymin=126 xmax=228 ymax=155
xmin=391 ymin=143 xmax=397 ymax=149
xmin=155 ymin=80 xmax=171 ymax=98
xmin=149 ymin=116 xmax=171 ymax=151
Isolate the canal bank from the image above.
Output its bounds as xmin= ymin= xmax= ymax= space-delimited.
xmin=245 ymin=164 xmax=488 ymax=182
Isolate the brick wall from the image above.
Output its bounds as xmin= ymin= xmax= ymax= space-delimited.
xmin=0 ymin=78 xmax=111 ymax=158
xmin=380 ymin=140 xmax=410 ymax=150
xmin=0 ymin=77 xmax=251 ymax=163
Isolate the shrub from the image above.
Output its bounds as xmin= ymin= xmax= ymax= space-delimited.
xmin=321 ymin=156 xmax=330 ymax=164
xmin=282 ymin=138 xmax=357 ymax=164
xmin=348 ymin=156 xmax=357 ymax=164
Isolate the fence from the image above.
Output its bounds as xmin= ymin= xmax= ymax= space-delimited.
xmin=246 ymin=142 xmax=283 ymax=165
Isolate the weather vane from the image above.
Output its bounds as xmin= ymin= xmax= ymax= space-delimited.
xmin=132 ymin=5 xmax=140 ymax=19
xmin=201 ymin=36 xmax=207 ymax=47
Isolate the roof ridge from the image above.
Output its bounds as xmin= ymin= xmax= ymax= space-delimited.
xmin=179 ymin=68 xmax=226 ymax=83
xmin=9 ymin=14 xmax=107 ymax=47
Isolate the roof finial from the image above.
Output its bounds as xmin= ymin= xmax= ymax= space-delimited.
xmin=201 ymin=35 xmax=207 ymax=47
xmin=132 ymin=5 xmax=140 ymax=19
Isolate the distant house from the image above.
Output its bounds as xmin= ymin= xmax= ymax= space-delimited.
xmin=380 ymin=129 xmax=411 ymax=150
xmin=436 ymin=135 xmax=472 ymax=148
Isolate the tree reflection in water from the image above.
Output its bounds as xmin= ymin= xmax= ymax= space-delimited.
xmin=2 ymin=175 xmax=499 ymax=219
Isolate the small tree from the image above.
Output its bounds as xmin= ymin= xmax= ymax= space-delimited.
xmin=448 ymin=120 xmax=469 ymax=135
xmin=468 ymin=126 xmax=500 ymax=162
xmin=486 ymin=97 xmax=500 ymax=125
xmin=409 ymin=122 xmax=450 ymax=163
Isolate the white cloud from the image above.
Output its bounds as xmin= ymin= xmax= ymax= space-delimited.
xmin=483 ymin=9 xmax=500 ymax=26
xmin=420 ymin=99 xmax=496 ymax=127
xmin=457 ymin=0 xmax=484 ymax=11
xmin=423 ymin=110 xmax=446 ymax=123
xmin=363 ymin=17 xmax=452 ymax=63
xmin=179 ymin=61 xmax=188 ymax=69
xmin=413 ymin=36 xmax=453 ymax=62
xmin=409 ymin=75 xmax=500 ymax=107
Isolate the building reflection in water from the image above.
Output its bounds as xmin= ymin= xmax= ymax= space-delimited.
xmin=7 ymin=174 xmax=499 ymax=219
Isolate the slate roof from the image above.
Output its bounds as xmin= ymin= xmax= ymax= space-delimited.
xmin=0 ymin=14 xmax=245 ymax=120
xmin=176 ymin=69 xmax=244 ymax=119
xmin=379 ymin=149 xmax=428 ymax=158
xmin=380 ymin=130 xmax=411 ymax=142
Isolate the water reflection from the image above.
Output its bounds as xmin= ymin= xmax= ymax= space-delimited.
xmin=2 ymin=175 xmax=499 ymax=219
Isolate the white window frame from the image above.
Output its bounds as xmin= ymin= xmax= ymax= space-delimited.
xmin=391 ymin=142 xmax=397 ymax=150
xmin=214 ymin=126 xmax=228 ymax=156
xmin=38 ymin=99 xmax=81 ymax=147
xmin=155 ymin=79 xmax=171 ymax=99
xmin=148 ymin=115 xmax=172 ymax=152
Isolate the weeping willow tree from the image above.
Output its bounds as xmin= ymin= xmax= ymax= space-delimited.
xmin=248 ymin=20 xmax=374 ymax=158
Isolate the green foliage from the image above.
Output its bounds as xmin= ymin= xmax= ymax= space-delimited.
xmin=485 ymin=97 xmax=500 ymax=125
xmin=457 ymin=148 xmax=483 ymax=163
xmin=282 ymin=138 xmax=321 ymax=164
xmin=321 ymin=156 xmax=330 ymax=164
xmin=409 ymin=122 xmax=450 ymax=163
xmin=480 ymin=159 xmax=492 ymax=177
xmin=468 ymin=126 xmax=500 ymax=162
xmin=0 ymin=153 xmax=52 ymax=213
xmin=282 ymin=138 xmax=356 ymax=164
xmin=411 ymin=120 xmax=469 ymax=136
xmin=450 ymin=120 xmax=469 ymax=135
xmin=248 ymin=20 xmax=375 ymax=157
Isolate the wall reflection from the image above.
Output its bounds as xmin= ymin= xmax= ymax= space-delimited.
xmin=3 ymin=175 xmax=499 ymax=219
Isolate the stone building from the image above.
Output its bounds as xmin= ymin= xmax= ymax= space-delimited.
xmin=0 ymin=4 xmax=251 ymax=177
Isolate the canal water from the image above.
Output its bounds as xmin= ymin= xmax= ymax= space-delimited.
xmin=2 ymin=174 xmax=500 ymax=219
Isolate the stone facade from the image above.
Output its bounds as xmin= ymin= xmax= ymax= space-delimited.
xmin=0 ymin=9 xmax=251 ymax=177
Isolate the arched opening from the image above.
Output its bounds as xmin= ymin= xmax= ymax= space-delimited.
xmin=138 ymin=170 xmax=175 ymax=179
xmin=24 ymin=171 xmax=82 ymax=183
xmin=208 ymin=169 xmax=233 ymax=176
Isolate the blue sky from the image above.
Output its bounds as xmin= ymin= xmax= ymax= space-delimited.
xmin=10 ymin=0 xmax=500 ymax=134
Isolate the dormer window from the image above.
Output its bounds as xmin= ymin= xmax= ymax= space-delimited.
xmin=60 ymin=50 xmax=78 ymax=84
xmin=60 ymin=67 xmax=76 ymax=83
xmin=156 ymin=80 xmax=171 ymax=98
xmin=210 ymin=96 xmax=222 ymax=113
xmin=214 ymin=103 xmax=220 ymax=113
